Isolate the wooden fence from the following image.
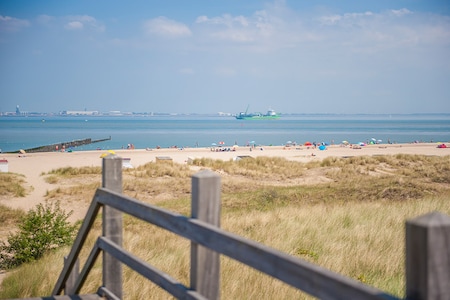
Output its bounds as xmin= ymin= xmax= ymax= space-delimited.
xmin=50 ymin=155 xmax=449 ymax=300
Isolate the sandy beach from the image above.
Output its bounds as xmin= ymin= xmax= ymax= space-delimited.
xmin=1 ymin=142 xmax=449 ymax=215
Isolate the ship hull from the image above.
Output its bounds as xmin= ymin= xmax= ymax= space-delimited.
xmin=235 ymin=115 xmax=280 ymax=120
xmin=235 ymin=108 xmax=280 ymax=120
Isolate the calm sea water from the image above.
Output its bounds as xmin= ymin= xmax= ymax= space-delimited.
xmin=0 ymin=114 xmax=449 ymax=152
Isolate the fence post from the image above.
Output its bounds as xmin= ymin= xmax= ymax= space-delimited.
xmin=406 ymin=211 xmax=450 ymax=300
xmin=102 ymin=154 xmax=123 ymax=299
xmin=190 ymin=170 xmax=221 ymax=300
xmin=64 ymin=257 xmax=79 ymax=295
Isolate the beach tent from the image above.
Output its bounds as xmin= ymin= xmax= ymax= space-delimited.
xmin=318 ymin=145 xmax=326 ymax=150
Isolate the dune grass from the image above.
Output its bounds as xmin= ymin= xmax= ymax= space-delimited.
xmin=1 ymin=155 xmax=449 ymax=299
xmin=0 ymin=204 xmax=25 ymax=228
xmin=0 ymin=173 xmax=27 ymax=198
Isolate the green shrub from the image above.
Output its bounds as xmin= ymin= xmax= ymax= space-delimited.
xmin=0 ymin=201 xmax=76 ymax=269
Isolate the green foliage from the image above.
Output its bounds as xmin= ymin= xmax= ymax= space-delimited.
xmin=0 ymin=200 xmax=76 ymax=269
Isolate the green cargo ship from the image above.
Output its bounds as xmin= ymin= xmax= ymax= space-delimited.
xmin=235 ymin=107 xmax=280 ymax=120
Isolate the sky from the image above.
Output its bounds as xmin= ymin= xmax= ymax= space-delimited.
xmin=1 ymin=0 xmax=449 ymax=115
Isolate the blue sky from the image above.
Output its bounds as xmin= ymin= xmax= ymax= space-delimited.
xmin=1 ymin=0 xmax=449 ymax=114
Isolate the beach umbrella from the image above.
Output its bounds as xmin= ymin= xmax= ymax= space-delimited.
xmin=211 ymin=143 xmax=217 ymax=146
xmin=304 ymin=141 xmax=312 ymax=146
xmin=19 ymin=149 xmax=26 ymax=154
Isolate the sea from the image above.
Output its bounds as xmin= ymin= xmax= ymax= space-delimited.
xmin=0 ymin=114 xmax=449 ymax=153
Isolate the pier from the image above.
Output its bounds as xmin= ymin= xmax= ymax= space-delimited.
xmin=11 ymin=137 xmax=111 ymax=153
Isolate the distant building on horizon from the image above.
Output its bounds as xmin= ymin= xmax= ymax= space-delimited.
xmin=62 ymin=110 xmax=99 ymax=116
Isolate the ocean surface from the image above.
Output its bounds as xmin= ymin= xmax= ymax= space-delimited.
xmin=0 ymin=114 xmax=449 ymax=152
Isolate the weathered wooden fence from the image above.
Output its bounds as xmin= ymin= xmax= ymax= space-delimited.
xmin=48 ymin=155 xmax=449 ymax=299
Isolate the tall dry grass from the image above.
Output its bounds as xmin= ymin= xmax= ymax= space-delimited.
xmin=0 ymin=204 xmax=24 ymax=229
xmin=1 ymin=155 xmax=449 ymax=299
xmin=0 ymin=173 xmax=27 ymax=197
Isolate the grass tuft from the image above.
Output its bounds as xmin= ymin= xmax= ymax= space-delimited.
xmin=0 ymin=173 xmax=27 ymax=197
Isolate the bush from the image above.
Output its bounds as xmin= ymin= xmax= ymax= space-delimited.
xmin=0 ymin=201 xmax=76 ymax=269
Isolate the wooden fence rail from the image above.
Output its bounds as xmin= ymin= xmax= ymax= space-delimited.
xmin=50 ymin=155 xmax=449 ymax=300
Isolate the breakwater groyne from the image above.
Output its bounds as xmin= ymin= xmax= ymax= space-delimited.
xmin=12 ymin=137 xmax=111 ymax=153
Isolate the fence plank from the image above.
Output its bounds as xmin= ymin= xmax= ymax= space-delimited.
xmin=406 ymin=211 xmax=450 ymax=300
xmin=53 ymin=197 xmax=102 ymax=295
xmin=72 ymin=240 xmax=102 ymax=295
xmin=64 ymin=257 xmax=79 ymax=295
xmin=102 ymin=155 xmax=123 ymax=299
xmin=190 ymin=170 xmax=221 ymax=300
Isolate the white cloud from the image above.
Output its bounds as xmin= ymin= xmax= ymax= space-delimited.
xmin=65 ymin=21 xmax=83 ymax=30
xmin=196 ymin=12 xmax=274 ymax=43
xmin=36 ymin=14 xmax=54 ymax=25
xmin=144 ymin=17 xmax=192 ymax=38
xmin=389 ymin=8 xmax=412 ymax=17
xmin=319 ymin=15 xmax=342 ymax=25
xmin=313 ymin=7 xmax=450 ymax=54
xmin=196 ymin=14 xmax=249 ymax=28
xmin=193 ymin=4 xmax=296 ymax=48
xmin=0 ymin=15 xmax=30 ymax=32
xmin=64 ymin=15 xmax=105 ymax=32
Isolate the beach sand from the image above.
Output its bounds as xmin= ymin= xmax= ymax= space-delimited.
xmin=1 ymin=142 xmax=449 ymax=215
